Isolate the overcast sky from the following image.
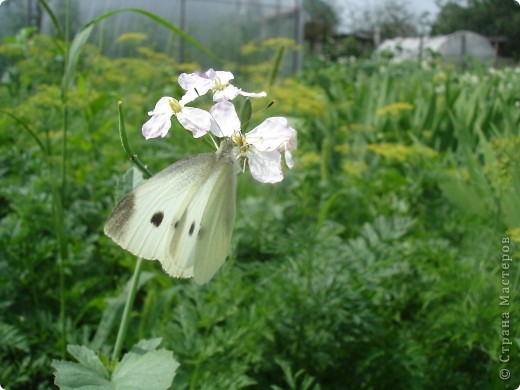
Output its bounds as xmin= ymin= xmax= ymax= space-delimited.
xmin=332 ymin=0 xmax=440 ymax=34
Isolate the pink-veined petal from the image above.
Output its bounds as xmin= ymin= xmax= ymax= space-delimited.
xmin=178 ymin=72 xmax=213 ymax=103
xmin=178 ymin=71 xmax=209 ymax=90
xmin=210 ymin=100 xmax=240 ymax=137
xmin=247 ymin=148 xmax=283 ymax=183
xmin=176 ymin=107 xmax=212 ymax=138
xmin=214 ymin=85 xmax=267 ymax=101
xmin=213 ymin=85 xmax=240 ymax=101
xmin=246 ymin=117 xmax=297 ymax=152
xmin=209 ymin=69 xmax=234 ymax=84
xmin=238 ymin=90 xmax=267 ymax=98
xmin=142 ymin=112 xmax=173 ymax=139
xmin=148 ymin=96 xmax=174 ymax=115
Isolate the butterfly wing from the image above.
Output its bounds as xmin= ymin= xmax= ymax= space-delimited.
xmin=177 ymin=158 xmax=236 ymax=284
xmin=104 ymin=153 xmax=217 ymax=279
xmin=162 ymin=153 xmax=236 ymax=284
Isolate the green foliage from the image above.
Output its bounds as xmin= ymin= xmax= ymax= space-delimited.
xmin=53 ymin=339 xmax=179 ymax=389
xmin=1 ymin=20 xmax=520 ymax=390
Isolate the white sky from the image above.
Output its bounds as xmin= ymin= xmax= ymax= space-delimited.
xmin=331 ymin=0 xmax=440 ymax=34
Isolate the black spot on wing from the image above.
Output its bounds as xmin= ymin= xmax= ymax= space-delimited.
xmin=189 ymin=222 xmax=196 ymax=236
xmin=174 ymin=220 xmax=180 ymax=229
xmin=150 ymin=212 xmax=164 ymax=227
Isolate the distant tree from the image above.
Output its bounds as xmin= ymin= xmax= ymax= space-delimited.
xmin=338 ymin=0 xmax=430 ymax=43
xmin=304 ymin=0 xmax=340 ymax=51
xmin=431 ymin=0 xmax=520 ymax=58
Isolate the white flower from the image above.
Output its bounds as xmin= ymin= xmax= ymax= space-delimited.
xmin=208 ymin=101 xmax=297 ymax=183
xmin=142 ymin=96 xmax=212 ymax=139
xmin=237 ymin=117 xmax=297 ymax=183
xmin=178 ymin=68 xmax=266 ymax=102
xmin=209 ymin=100 xmax=240 ymax=138
xmin=245 ymin=117 xmax=297 ymax=170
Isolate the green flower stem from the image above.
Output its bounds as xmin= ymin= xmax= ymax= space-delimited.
xmin=112 ymin=257 xmax=143 ymax=363
xmin=118 ymin=101 xmax=152 ymax=179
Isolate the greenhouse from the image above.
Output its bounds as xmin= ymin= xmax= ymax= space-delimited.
xmin=375 ymin=30 xmax=495 ymax=63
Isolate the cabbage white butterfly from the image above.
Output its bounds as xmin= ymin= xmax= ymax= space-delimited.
xmin=104 ymin=139 xmax=237 ymax=284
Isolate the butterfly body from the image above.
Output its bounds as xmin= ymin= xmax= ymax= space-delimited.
xmin=105 ymin=140 xmax=237 ymax=284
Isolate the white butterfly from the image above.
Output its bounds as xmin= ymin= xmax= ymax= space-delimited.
xmin=104 ymin=139 xmax=237 ymax=284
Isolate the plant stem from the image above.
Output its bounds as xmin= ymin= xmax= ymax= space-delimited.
xmin=112 ymin=257 xmax=144 ymax=362
xmin=118 ymin=101 xmax=152 ymax=178
xmin=56 ymin=0 xmax=71 ymax=358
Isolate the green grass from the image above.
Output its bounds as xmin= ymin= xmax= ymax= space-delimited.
xmin=0 ymin=27 xmax=519 ymax=389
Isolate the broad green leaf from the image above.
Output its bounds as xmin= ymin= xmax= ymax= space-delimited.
xmin=52 ymin=360 xmax=111 ymax=389
xmin=53 ymin=340 xmax=177 ymax=389
xmin=67 ymin=345 xmax=108 ymax=378
xmin=112 ymin=342 xmax=179 ymax=390
xmin=133 ymin=338 xmax=163 ymax=353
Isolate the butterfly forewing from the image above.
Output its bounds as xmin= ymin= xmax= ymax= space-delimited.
xmin=104 ymin=153 xmax=217 ymax=278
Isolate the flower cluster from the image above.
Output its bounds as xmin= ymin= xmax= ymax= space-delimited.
xmin=142 ymin=69 xmax=297 ymax=183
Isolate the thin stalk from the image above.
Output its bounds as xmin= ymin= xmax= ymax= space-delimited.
xmin=112 ymin=257 xmax=144 ymax=362
xmin=57 ymin=0 xmax=71 ymax=357
xmin=118 ymin=101 xmax=152 ymax=178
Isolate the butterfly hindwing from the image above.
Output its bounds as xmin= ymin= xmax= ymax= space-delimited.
xmin=162 ymin=156 xmax=236 ymax=284
xmin=192 ymin=161 xmax=236 ymax=284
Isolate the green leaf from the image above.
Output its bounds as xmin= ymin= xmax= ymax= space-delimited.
xmin=38 ymin=0 xmax=63 ymax=40
xmin=133 ymin=338 xmax=163 ymax=352
xmin=268 ymin=45 xmax=285 ymax=87
xmin=62 ymin=25 xmax=94 ymax=92
xmin=67 ymin=345 xmax=109 ymax=378
xmin=112 ymin=339 xmax=179 ymax=390
xmin=239 ymin=98 xmax=252 ymax=133
xmin=52 ymin=361 xmax=111 ymax=389
xmin=52 ymin=340 xmax=178 ymax=389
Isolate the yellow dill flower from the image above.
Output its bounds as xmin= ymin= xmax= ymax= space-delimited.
xmin=334 ymin=144 xmax=350 ymax=154
xmin=368 ymin=143 xmax=437 ymax=162
xmin=485 ymin=135 xmax=520 ymax=191
xmin=433 ymin=72 xmax=447 ymax=82
xmin=376 ymin=102 xmax=414 ymax=116
xmin=262 ymin=37 xmax=299 ymax=50
xmin=339 ymin=123 xmax=366 ymax=132
xmin=270 ymin=79 xmax=325 ymax=117
xmin=342 ymin=160 xmax=367 ymax=177
xmin=299 ymin=151 xmax=321 ymax=167
xmin=445 ymin=167 xmax=470 ymax=182
xmin=506 ymin=228 xmax=520 ymax=243
xmin=116 ymin=32 xmax=148 ymax=43
xmin=241 ymin=41 xmax=259 ymax=56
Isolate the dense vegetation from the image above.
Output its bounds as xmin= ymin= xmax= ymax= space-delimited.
xmin=1 ymin=20 xmax=519 ymax=390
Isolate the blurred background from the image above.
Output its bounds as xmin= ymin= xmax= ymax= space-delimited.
xmin=0 ymin=0 xmax=519 ymax=389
